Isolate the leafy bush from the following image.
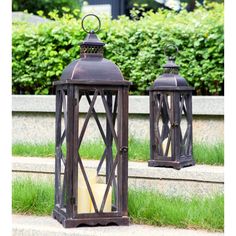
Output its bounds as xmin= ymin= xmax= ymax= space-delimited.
xmin=12 ymin=3 xmax=224 ymax=95
xmin=12 ymin=0 xmax=82 ymax=18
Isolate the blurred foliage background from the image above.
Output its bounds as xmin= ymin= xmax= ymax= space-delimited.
xmin=12 ymin=0 xmax=83 ymax=17
xmin=12 ymin=1 xmax=224 ymax=95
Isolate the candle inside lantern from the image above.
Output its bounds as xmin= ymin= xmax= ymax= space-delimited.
xmin=77 ymin=168 xmax=97 ymax=213
xmin=162 ymin=138 xmax=171 ymax=157
xmin=91 ymin=183 xmax=112 ymax=213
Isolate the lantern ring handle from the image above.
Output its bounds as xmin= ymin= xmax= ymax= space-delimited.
xmin=164 ymin=44 xmax=179 ymax=58
xmin=81 ymin=14 xmax=101 ymax=34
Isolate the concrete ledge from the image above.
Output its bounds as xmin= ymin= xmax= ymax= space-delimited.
xmin=13 ymin=157 xmax=223 ymax=183
xmin=12 ymin=95 xmax=224 ymax=115
xmin=12 ymin=95 xmax=224 ymax=144
xmin=12 ymin=215 xmax=223 ymax=236
xmin=12 ymin=157 xmax=224 ymax=197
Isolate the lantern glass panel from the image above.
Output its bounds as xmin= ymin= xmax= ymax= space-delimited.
xmin=74 ymin=88 xmax=120 ymax=215
xmin=55 ymin=85 xmax=127 ymax=219
xmin=55 ymin=87 xmax=68 ymax=212
xmin=60 ymin=90 xmax=67 ymax=160
xmin=154 ymin=92 xmax=173 ymax=159
xmin=179 ymin=93 xmax=192 ymax=157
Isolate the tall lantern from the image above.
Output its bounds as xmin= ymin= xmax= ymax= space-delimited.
xmin=148 ymin=48 xmax=195 ymax=170
xmin=53 ymin=14 xmax=130 ymax=227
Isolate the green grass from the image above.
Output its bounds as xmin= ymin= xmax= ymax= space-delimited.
xmin=12 ymin=178 xmax=54 ymax=215
xmin=12 ymin=178 xmax=224 ymax=231
xmin=12 ymin=143 xmax=56 ymax=158
xmin=12 ymin=139 xmax=224 ymax=165
xmin=128 ymin=189 xmax=224 ymax=231
xmin=193 ymin=142 xmax=224 ymax=165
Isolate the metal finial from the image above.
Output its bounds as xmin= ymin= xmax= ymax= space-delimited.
xmin=81 ymin=14 xmax=101 ymax=34
xmin=163 ymin=44 xmax=179 ymax=74
xmin=164 ymin=44 xmax=179 ymax=60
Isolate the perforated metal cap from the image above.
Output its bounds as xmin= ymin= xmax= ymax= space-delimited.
xmin=150 ymin=56 xmax=193 ymax=91
xmin=59 ymin=14 xmax=125 ymax=83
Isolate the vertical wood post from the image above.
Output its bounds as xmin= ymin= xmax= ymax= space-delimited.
xmin=66 ymin=85 xmax=75 ymax=218
xmin=117 ymin=87 xmax=128 ymax=216
xmin=55 ymin=88 xmax=62 ymax=206
xmin=186 ymin=93 xmax=193 ymax=156
xmin=173 ymin=92 xmax=181 ymax=161
xmin=72 ymin=86 xmax=79 ymax=217
xmin=149 ymin=91 xmax=157 ymax=160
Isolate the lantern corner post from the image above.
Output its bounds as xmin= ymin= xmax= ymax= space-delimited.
xmin=172 ymin=92 xmax=181 ymax=165
xmin=117 ymin=86 xmax=129 ymax=224
xmin=148 ymin=90 xmax=158 ymax=167
xmin=65 ymin=84 xmax=79 ymax=218
xmin=179 ymin=91 xmax=195 ymax=169
xmin=73 ymin=85 xmax=80 ymax=217
xmin=54 ymin=86 xmax=62 ymax=210
xmin=188 ymin=92 xmax=194 ymax=161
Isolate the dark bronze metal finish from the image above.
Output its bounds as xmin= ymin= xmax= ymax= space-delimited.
xmin=148 ymin=51 xmax=195 ymax=170
xmin=53 ymin=14 xmax=130 ymax=228
xmin=60 ymin=16 xmax=123 ymax=82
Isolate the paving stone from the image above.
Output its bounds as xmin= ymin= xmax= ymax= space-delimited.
xmin=12 ymin=214 xmax=224 ymax=236
xmin=12 ymin=157 xmax=224 ymax=197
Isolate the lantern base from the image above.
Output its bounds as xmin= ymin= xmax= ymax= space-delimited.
xmin=52 ymin=208 xmax=129 ymax=228
xmin=148 ymin=158 xmax=195 ymax=170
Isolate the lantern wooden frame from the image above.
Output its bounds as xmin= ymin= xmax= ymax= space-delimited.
xmin=148 ymin=56 xmax=195 ymax=170
xmin=53 ymin=82 xmax=130 ymax=227
xmin=52 ymin=14 xmax=130 ymax=228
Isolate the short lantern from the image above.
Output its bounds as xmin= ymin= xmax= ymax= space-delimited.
xmin=53 ymin=14 xmax=130 ymax=227
xmin=148 ymin=49 xmax=195 ymax=170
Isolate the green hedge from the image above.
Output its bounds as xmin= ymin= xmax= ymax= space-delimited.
xmin=12 ymin=3 xmax=224 ymax=95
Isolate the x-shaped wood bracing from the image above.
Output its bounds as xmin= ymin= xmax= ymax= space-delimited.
xmin=154 ymin=93 xmax=172 ymax=157
xmin=58 ymin=88 xmax=119 ymax=213
xmin=154 ymin=93 xmax=192 ymax=158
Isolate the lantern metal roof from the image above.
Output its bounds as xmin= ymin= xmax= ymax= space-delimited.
xmin=150 ymin=56 xmax=194 ymax=91
xmin=55 ymin=14 xmax=129 ymax=86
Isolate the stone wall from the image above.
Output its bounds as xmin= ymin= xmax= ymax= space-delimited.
xmin=12 ymin=95 xmax=224 ymax=144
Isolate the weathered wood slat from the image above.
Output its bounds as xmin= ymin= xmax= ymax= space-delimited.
xmin=100 ymin=90 xmax=119 ymax=150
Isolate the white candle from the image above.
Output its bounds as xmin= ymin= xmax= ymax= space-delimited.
xmin=162 ymin=138 xmax=171 ymax=157
xmin=91 ymin=183 xmax=112 ymax=213
xmin=77 ymin=168 xmax=97 ymax=214
xmin=77 ymin=185 xmax=91 ymax=213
